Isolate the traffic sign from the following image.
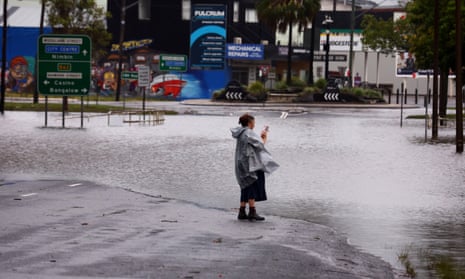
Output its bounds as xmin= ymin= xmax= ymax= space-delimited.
xmin=137 ymin=65 xmax=151 ymax=88
xmin=159 ymin=54 xmax=187 ymax=72
xmin=37 ymin=34 xmax=92 ymax=96
xmin=122 ymin=71 xmax=138 ymax=80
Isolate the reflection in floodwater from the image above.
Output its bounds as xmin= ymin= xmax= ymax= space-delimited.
xmin=1 ymin=109 xmax=464 ymax=276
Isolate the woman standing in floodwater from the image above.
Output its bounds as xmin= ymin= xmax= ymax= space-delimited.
xmin=231 ymin=113 xmax=279 ymax=221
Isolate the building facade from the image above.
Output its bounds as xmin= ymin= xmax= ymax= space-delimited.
xmin=106 ymin=0 xmax=437 ymax=99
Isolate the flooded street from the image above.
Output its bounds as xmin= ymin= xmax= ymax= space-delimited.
xmin=1 ymin=106 xmax=464 ymax=276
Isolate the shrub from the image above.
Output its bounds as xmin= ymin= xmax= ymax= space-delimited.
xmin=290 ymin=77 xmax=306 ymax=89
xmin=314 ymin=78 xmax=327 ymax=89
xmin=365 ymin=89 xmax=383 ymax=99
xmin=275 ymin=81 xmax=288 ymax=90
xmin=302 ymin=86 xmax=320 ymax=94
xmin=353 ymin=88 xmax=364 ymax=96
xmin=212 ymin=89 xmax=225 ymax=100
xmin=247 ymin=81 xmax=267 ymax=101
xmin=248 ymin=81 xmax=265 ymax=95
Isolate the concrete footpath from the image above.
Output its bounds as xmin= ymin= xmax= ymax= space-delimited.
xmin=0 ymin=179 xmax=405 ymax=279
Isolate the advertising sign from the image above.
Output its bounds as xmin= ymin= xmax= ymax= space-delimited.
xmin=319 ymin=31 xmax=363 ymax=52
xmin=395 ymin=52 xmax=450 ymax=78
xmin=37 ymin=34 xmax=91 ymax=96
xmin=190 ymin=4 xmax=226 ymax=70
xmin=225 ymin=44 xmax=264 ymax=60
xmin=396 ymin=51 xmax=417 ymax=77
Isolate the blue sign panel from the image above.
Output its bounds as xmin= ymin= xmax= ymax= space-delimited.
xmin=226 ymin=44 xmax=264 ymax=60
xmin=45 ymin=45 xmax=80 ymax=54
xmin=190 ymin=4 xmax=226 ymax=70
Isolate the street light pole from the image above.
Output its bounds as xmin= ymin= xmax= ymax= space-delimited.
xmin=115 ymin=0 xmax=126 ymax=102
xmin=324 ymin=29 xmax=330 ymax=80
xmin=322 ymin=15 xmax=333 ymax=81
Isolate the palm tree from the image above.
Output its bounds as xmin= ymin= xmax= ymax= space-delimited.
xmin=256 ymin=0 xmax=321 ymax=86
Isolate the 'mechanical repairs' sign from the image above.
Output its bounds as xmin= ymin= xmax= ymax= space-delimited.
xmin=225 ymin=44 xmax=264 ymax=60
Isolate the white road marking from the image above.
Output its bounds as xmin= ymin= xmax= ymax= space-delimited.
xmin=68 ymin=183 xmax=82 ymax=187
xmin=21 ymin=193 xmax=38 ymax=197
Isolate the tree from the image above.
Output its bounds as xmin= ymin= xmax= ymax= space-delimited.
xmin=46 ymin=0 xmax=112 ymax=62
xmin=256 ymin=0 xmax=321 ymax=86
xmin=361 ymin=14 xmax=408 ymax=87
xmin=46 ymin=0 xmax=112 ymax=110
xmin=361 ymin=14 xmax=406 ymax=55
xmin=405 ymin=0 xmax=465 ymax=120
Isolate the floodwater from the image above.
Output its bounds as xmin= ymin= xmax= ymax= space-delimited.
xmin=1 ymin=106 xmax=464 ymax=277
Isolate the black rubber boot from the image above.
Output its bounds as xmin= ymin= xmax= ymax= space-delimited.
xmin=238 ymin=207 xmax=248 ymax=220
xmin=248 ymin=207 xmax=265 ymax=221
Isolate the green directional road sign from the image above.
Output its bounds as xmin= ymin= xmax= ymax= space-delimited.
xmin=121 ymin=71 xmax=138 ymax=80
xmin=159 ymin=54 xmax=187 ymax=72
xmin=37 ymin=34 xmax=92 ymax=96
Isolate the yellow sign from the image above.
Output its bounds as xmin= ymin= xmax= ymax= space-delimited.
xmin=111 ymin=39 xmax=153 ymax=52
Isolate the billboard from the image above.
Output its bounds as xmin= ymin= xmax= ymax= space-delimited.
xmin=319 ymin=30 xmax=363 ymax=52
xmin=189 ymin=4 xmax=226 ymax=70
xmin=225 ymin=44 xmax=264 ymax=60
xmin=396 ymin=51 xmax=417 ymax=77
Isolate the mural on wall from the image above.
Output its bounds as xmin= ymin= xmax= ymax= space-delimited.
xmin=7 ymin=56 xmax=35 ymax=93
xmin=89 ymin=65 xmax=228 ymax=100
xmin=149 ymin=74 xmax=186 ymax=98
xmin=0 ymin=27 xmax=53 ymax=94
xmin=146 ymin=69 xmax=228 ymax=100
xmin=101 ymin=70 xmax=117 ymax=96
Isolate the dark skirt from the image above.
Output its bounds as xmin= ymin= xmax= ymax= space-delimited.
xmin=240 ymin=170 xmax=267 ymax=202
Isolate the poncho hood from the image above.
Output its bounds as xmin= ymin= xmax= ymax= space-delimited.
xmin=230 ymin=126 xmax=247 ymax=139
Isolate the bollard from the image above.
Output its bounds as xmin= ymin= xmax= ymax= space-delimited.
xmin=428 ymin=88 xmax=431 ymax=104
xmin=401 ymin=83 xmax=404 ymax=105
xmin=404 ymin=88 xmax=408 ymax=104
xmin=415 ymin=88 xmax=418 ymax=104
xmin=388 ymin=90 xmax=392 ymax=104
xmin=396 ymin=88 xmax=400 ymax=104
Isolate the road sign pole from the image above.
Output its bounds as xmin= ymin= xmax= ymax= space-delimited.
xmin=81 ymin=96 xmax=84 ymax=129
xmin=62 ymin=97 xmax=65 ymax=128
xmin=44 ymin=96 xmax=48 ymax=127
xmin=142 ymin=87 xmax=146 ymax=121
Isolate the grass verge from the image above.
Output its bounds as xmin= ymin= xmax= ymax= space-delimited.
xmin=4 ymin=102 xmax=178 ymax=115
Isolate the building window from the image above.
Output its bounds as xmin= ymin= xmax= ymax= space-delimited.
xmin=182 ymin=0 xmax=191 ymax=20
xmin=316 ymin=66 xmax=323 ymax=78
xmin=245 ymin=8 xmax=258 ymax=23
xmin=233 ymin=1 xmax=239 ymax=23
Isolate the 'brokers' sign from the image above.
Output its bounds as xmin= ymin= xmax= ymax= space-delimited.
xmin=189 ymin=4 xmax=226 ymax=70
xmin=37 ymin=34 xmax=91 ymax=96
xmin=225 ymin=44 xmax=264 ymax=60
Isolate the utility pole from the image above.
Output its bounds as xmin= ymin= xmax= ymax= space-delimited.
xmin=33 ymin=0 xmax=46 ymax=104
xmin=286 ymin=21 xmax=292 ymax=86
xmin=432 ymin=0 xmax=439 ymax=140
xmin=307 ymin=17 xmax=316 ymax=85
xmin=1 ymin=0 xmax=7 ymax=115
xmin=115 ymin=0 xmax=126 ymax=102
xmin=348 ymin=0 xmax=355 ymax=88
xmin=455 ymin=0 xmax=463 ymax=153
